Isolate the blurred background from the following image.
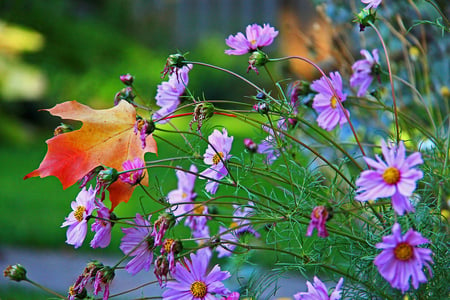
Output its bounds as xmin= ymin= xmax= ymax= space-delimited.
xmin=0 ymin=0 xmax=448 ymax=298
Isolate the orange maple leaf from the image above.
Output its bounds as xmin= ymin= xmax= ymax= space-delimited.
xmin=24 ymin=100 xmax=157 ymax=209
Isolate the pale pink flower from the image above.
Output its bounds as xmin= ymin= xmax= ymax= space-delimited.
xmin=119 ymin=157 xmax=145 ymax=185
xmin=350 ymin=49 xmax=380 ymax=97
xmin=361 ymin=0 xmax=382 ymax=10
xmin=294 ymin=276 xmax=344 ymax=300
xmin=225 ymin=23 xmax=278 ymax=55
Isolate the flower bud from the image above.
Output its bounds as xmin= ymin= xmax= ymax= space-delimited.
xmin=440 ymin=86 xmax=450 ymax=98
xmin=354 ymin=9 xmax=376 ymax=31
xmin=161 ymin=53 xmax=187 ymax=78
xmin=190 ymin=102 xmax=215 ymax=131
xmin=253 ymin=102 xmax=269 ymax=114
xmin=256 ymin=91 xmax=266 ymax=100
xmin=154 ymin=255 xmax=170 ymax=285
xmin=244 ymin=138 xmax=258 ymax=153
xmin=114 ymin=87 xmax=136 ymax=106
xmin=97 ymin=167 xmax=118 ymax=186
xmin=120 ymin=73 xmax=134 ymax=86
xmin=3 ymin=264 xmax=27 ymax=282
xmin=54 ymin=123 xmax=73 ymax=136
xmin=247 ymin=50 xmax=269 ymax=74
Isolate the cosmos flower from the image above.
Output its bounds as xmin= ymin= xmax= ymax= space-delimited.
xmin=294 ymin=276 xmax=344 ymax=300
xmin=355 ymin=140 xmax=423 ymax=215
xmin=216 ymin=202 xmax=260 ymax=258
xmin=134 ymin=118 xmax=150 ymax=149
xmin=90 ymin=201 xmax=113 ymax=248
xmin=120 ymin=213 xmax=155 ymax=275
xmin=199 ymin=128 xmax=234 ymax=194
xmin=61 ymin=186 xmax=97 ymax=248
xmin=153 ymin=64 xmax=192 ymax=124
xmin=162 ymin=251 xmax=231 ymax=299
xmin=119 ymin=157 xmax=145 ymax=186
xmin=374 ymin=223 xmax=433 ymax=293
xmin=225 ymin=23 xmax=278 ymax=55
xmin=310 ymin=71 xmax=349 ymax=131
xmin=361 ymin=0 xmax=382 ymax=10
xmin=167 ymin=164 xmax=198 ymax=221
xmin=350 ymin=49 xmax=380 ymax=97
xmin=93 ymin=266 xmax=115 ymax=300
xmin=306 ymin=206 xmax=329 ymax=238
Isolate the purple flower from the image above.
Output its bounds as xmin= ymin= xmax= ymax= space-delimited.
xmin=355 ymin=140 xmax=423 ymax=215
xmin=185 ymin=204 xmax=210 ymax=239
xmin=216 ymin=203 xmax=260 ymax=258
xmin=61 ymin=186 xmax=97 ymax=248
xmin=257 ymin=136 xmax=280 ymax=165
xmin=120 ymin=213 xmax=155 ymax=275
xmin=200 ymin=128 xmax=233 ymax=194
xmin=225 ymin=23 xmax=278 ymax=55
xmin=306 ymin=206 xmax=329 ymax=238
xmin=310 ymin=71 xmax=349 ymax=131
xmin=361 ymin=0 xmax=382 ymax=10
xmin=93 ymin=266 xmax=114 ymax=300
xmin=153 ymin=64 xmax=192 ymax=124
xmin=162 ymin=251 xmax=231 ymax=299
xmin=90 ymin=201 xmax=112 ymax=248
xmin=119 ymin=157 xmax=145 ymax=185
xmin=294 ymin=276 xmax=344 ymax=300
xmin=134 ymin=118 xmax=149 ymax=149
xmin=374 ymin=223 xmax=433 ymax=293
xmin=167 ymin=164 xmax=198 ymax=221
xmin=151 ymin=213 xmax=174 ymax=246
xmin=350 ymin=49 xmax=380 ymax=97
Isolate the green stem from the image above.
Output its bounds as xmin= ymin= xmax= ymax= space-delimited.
xmin=24 ymin=278 xmax=67 ymax=299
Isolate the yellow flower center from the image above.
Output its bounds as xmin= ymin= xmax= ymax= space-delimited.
xmin=250 ymin=39 xmax=257 ymax=46
xmin=163 ymin=238 xmax=174 ymax=253
xmin=190 ymin=280 xmax=207 ymax=297
xmin=137 ymin=119 xmax=145 ymax=131
xmin=394 ymin=242 xmax=413 ymax=261
xmin=193 ymin=204 xmax=205 ymax=215
xmin=330 ymin=96 xmax=338 ymax=109
xmin=383 ymin=167 xmax=401 ymax=185
xmin=74 ymin=206 xmax=86 ymax=222
xmin=212 ymin=152 xmax=224 ymax=165
xmin=182 ymin=192 xmax=188 ymax=199
xmin=230 ymin=221 xmax=238 ymax=229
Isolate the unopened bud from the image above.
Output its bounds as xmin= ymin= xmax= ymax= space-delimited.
xmin=190 ymin=102 xmax=215 ymax=131
xmin=161 ymin=53 xmax=188 ymax=78
xmin=253 ymin=102 xmax=269 ymax=114
xmin=354 ymin=9 xmax=376 ymax=31
xmin=440 ymin=86 xmax=450 ymax=98
xmin=3 ymin=264 xmax=27 ymax=282
xmin=97 ymin=167 xmax=118 ymax=186
xmin=244 ymin=138 xmax=258 ymax=153
xmin=247 ymin=50 xmax=269 ymax=74
xmin=120 ymin=73 xmax=134 ymax=86
xmin=114 ymin=87 xmax=135 ymax=106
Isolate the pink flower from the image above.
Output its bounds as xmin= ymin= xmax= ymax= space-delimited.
xmin=151 ymin=213 xmax=174 ymax=246
xmin=306 ymin=206 xmax=329 ymax=238
xmin=61 ymin=186 xmax=97 ymax=248
xmin=294 ymin=276 xmax=344 ymax=300
xmin=355 ymin=140 xmax=423 ymax=215
xmin=90 ymin=201 xmax=112 ymax=248
xmin=162 ymin=251 xmax=231 ymax=299
xmin=200 ymin=128 xmax=233 ymax=194
xmin=374 ymin=223 xmax=433 ymax=293
xmin=167 ymin=164 xmax=198 ymax=221
xmin=120 ymin=213 xmax=155 ymax=275
xmin=225 ymin=23 xmax=278 ymax=55
xmin=350 ymin=49 xmax=380 ymax=97
xmin=222 ymin=292 xmax=240 ymax=300
xmin=153 ymin=64 xmax=192 ymax=124
xmin=93 ymin=266 xmax=114 ymax=300
xmin=134 ymin=118 xmax=150 ymax=149
xmin=119 ymin=157 xmax=145 ymax=185
xmin=361 ymin=0 xmax=382 ymax=10
xmin=310 ymin=71 xmax=349 ymax=131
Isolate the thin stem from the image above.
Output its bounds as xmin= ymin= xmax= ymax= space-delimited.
xmin=24 ymin=278 xmax=67 ymax=299
xmin=368 ymin=21 xmax=400 ymax=144
xmin=269 ymin=55 xmax=367 ymax=158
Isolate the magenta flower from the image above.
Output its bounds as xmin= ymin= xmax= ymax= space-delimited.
xmin=355 ymin=140 xmax=423 ymax=215
xmin=361 ymin=0 xmax=382 ymax=10
xmin=151 ymin=213 xmax=174 ymax=246
xmin=200 ymin=128 xmax=233 ymax=194
xmin=90 ymin=201 xmax=112 ymax=248
xmin=310 ymin=71 xmax=349 ymax=131
xmin=153 ymin=64 xmax=192 ymax=124
xmin=120 ymin=213 xmax=155 ymax=275
xmin=350 ymin=49 xmax=380 ymax=97
xmin=93 ymin=266 xmax=114 ymax=300
xmin=167 ymin=164 xmax=198 ymax=221
xmin=258 ymin=136 xmax=280 ymax=165
xmin=119 ymin=157 xmax=145 ymax=185
xmin=294 ymin=276 xmax=344 ymax=300
xmin=306 ymin=206 xmax=329 ymax=238
xmin=225 ymin=23 xmax=278 ymax=55
xmin=374 ymin=223 xmax=433 ymax=293
xmin=162 ymin=251 xmax=231 ymax=299
xmin=134 ymin=118 xmax=149 ymax=149
xmin=61 ymin=186 xmax=97 ymax=248
xmin=222 ymin=292 xmax=240 ymax=300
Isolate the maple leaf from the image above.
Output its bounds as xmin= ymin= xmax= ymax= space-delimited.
xmin=24 ymin=100 xmax=157 ymax=209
